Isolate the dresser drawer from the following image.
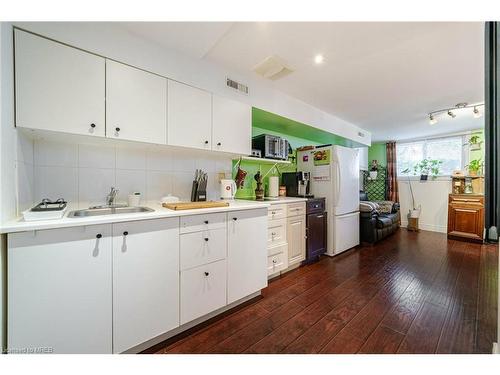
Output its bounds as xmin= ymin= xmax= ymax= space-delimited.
xmin=287 ymin=202 xmax=306 ymax=217
xmin=180 ymin=259 xmax=227 ymax=325
xmin=180 ymin=212 xmax=226 ymax=234
xmin=267 ymin=252 xmax=286 ymax=276
xmin=268 ymin=204 xmax=287 ymax=221
xmin=268 ymin=242 xmax=287 ymax=257
xmin=180 ymin=227 xmax=227 ymax=271
xmin=267 ymin=219 xmax=287 ymax=247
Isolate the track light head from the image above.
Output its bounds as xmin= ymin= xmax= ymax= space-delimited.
xmin=447 ymin=110 xmax=456 ymax=118
xmin=429 ymin=114 xmax=437 ymax=125
xmin=473 ymin=106 xmax=482 ymax=118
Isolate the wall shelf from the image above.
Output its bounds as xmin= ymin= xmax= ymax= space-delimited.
xmin=238 ymin=156 xmax=292 ymax=164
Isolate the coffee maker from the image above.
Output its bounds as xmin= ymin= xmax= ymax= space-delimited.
xmin=282 ymin=172 xmax=313 ymax=197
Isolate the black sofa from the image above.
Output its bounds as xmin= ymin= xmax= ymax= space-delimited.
xmin=359 ymin=191 xmax=400 ymax=244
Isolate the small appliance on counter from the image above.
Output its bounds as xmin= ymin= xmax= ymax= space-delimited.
xmin=191 ymin=169 xmax=208 ymax=202
xmin=220 ymin=179 xmax=237 ymax=200
xmin=252 ymin=134 xmax=290 ymax=160
xmin=282 ymin=171 xmax=313 ymax=197
xmin=23 ymin=198 xmax=67 ymax=221
xmin=304 ymin=198 xmax=327 ymax=264
xmin=268 ymin=176 xmax=280 ymax=198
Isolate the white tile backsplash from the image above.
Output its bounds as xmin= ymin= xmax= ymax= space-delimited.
xmin=116 ymin=147 xmax=147 ymax=170
xmin=79 ymin=143 xmax=115 ymax=169
xmin=16 ymin=133 xmax=34 ymax=164
xmin=20 ymin=139 xmax=232 ymax=211
xmin=34 ymin=140 xmax=78 ymax=167
xmin=34 ymin=165 xmax=78 ymax=203
xmin=79 ymin=168 xmax=116 ymax=209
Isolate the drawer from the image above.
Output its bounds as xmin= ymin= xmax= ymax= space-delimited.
xmin=287 ymin=202 xmax=306 ymax=217
xmin=180 ymin=259 xmax=227 ymax=325
xmin=180 ymin=227 xmax=227 ymax=271
xmin=267 ymin=252 xmax=286 ymax=276
xmin=267 ymin=219 xmax=287 ymax=247
xmin=268 ymin=242 xmax=287 ymax=257
xmin=180 ymin=212 xmax=226 ymax=234
xmin=268 ymin=204 xmax=287 ymax=221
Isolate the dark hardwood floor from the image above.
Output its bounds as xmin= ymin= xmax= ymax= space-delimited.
xmin=152 ymin=230 xmax=498 ymax=354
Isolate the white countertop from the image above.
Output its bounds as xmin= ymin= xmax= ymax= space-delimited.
xmin=0 ymin=200 xmax=272 ymax=234
xmin=237 ymin=196 xmax=308 ymax=205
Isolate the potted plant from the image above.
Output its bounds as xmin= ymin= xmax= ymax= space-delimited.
xmin=466 ymin=158 xmax=483 ymax=176
xmin=466 ymin=135 xmax=482 ymax=151
xmin=369 ymin=160 xmax=378 ymax=180
xmin=413 ymin=159 xmax=442 ymax=181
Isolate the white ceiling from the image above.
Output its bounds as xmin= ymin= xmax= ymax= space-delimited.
xmin=120 ymin=22 xmax=484 ymax=142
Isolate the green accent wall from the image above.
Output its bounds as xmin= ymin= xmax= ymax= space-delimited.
xmin=368 ymin=143 xmax=387 ymax=167
xmin=233 ymin=107 xmax=364 ymax=199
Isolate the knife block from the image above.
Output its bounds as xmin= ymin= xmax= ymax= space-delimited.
xmin=190 ymin=180 xmax=207 ymax=202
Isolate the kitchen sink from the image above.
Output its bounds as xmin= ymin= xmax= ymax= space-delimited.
xmin=68 ymin=206 xmax=154 ymax=218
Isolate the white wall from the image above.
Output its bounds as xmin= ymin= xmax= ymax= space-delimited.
xmin=17 ymin=135 xmax=233 ymax=212
xmin=398 ymin=178 xmax=452 ymax=233
xmin=12 ymin=22 xmax=371 ymax=147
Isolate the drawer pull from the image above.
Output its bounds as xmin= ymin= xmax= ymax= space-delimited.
xmin=232 ymin=217 xmax=237 ymax=221
xmin=96 ymin=233 xmax=102 ymax=239
xmin=204 ymin=271 xmax=210 ymax=277
xmin=204 ymin=220 xmax=209 ymax=224
xmin=123 ymin=231 xmax=128 ymax=236
xmin=204 ymin=237 xmax=209 ymax=242
xmin=272 ymin=232 xmax=277 ymax=236
xmin=272 ymin=259 xmax=277 ymax=264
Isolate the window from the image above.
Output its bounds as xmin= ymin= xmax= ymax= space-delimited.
xmin=396 ymin=136 xmax=464 ymax=176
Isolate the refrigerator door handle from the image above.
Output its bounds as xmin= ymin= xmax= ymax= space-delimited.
xmin=334 ymin=163 xmax=341 ymax=206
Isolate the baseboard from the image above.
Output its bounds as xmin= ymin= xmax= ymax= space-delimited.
xmin=493 ymin=342 xmax=499 ymax=354
xmin=401 ymin=221 xmax=447 ymax=233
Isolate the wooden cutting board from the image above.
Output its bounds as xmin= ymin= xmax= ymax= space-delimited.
xmin=162 ymin=201 xmax=230 ymax=210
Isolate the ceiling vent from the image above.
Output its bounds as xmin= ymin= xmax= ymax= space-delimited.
xmin=226 ymin=77 xmax=249 ymax=95
xmin=253 ymin=55 xmax=294 ymax=81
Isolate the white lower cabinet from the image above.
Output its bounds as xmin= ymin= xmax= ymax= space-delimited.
xmin=180 ymin=259 xmax=227 ymax=324
xmin=287 ymin=214 xmax=307 ymax=266
xmin=227 ymin=209 xmax=268 ymax=304
xmin=8 ymin=225 xmax=113 ymax=354
xmin=180 ymin=227 xmax=227 ymax=271
xmin=112 ymin=218 xmax=179 ymax=353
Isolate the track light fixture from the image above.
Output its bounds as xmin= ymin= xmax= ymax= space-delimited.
xmin=427 ymin=102 xmax=484 ymax=125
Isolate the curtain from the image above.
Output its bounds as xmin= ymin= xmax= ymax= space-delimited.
xmin=386 ymin=141 xmax=399 ymax=202
xmin=485 ymin=22 xmax=500 ymax=242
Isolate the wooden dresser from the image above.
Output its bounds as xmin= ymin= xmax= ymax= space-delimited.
xmin=447 ymin=194 xmax=484 ymax=243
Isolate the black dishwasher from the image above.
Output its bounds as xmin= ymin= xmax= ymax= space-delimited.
xmin=303 ymin=198 xmax=327 ymax=264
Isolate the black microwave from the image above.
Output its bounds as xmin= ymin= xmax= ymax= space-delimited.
xmin=252 ymin=134 xmax=290 ymax=160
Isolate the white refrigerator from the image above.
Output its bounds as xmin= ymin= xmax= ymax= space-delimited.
xmin=298 ymin=145 xmax=360 ymax=256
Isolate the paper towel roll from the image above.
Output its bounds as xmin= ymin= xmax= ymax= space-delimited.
xmin=268 ymin=176 xmax=279 ymax=198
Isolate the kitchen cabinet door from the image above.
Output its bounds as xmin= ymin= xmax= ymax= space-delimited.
xmin=14 ymin=29 xmax=105 ymax=137
xmin=106 ymin=60 xmax=167 ymax=144
xmin=8 ymin=224 xmax=112 ymax=353
xmin=167 ymin=80 xmax=212 ymax=150
xmin=227 ymin=208 xmax=268 ymax=304
xmin=112 ymin=218 xmax=179 ymax=353
xmin=287 ymin=215 xmax=306 ymax=266
xmin=212 ymin=95 xmax=251 ymax=155
xmin=180 ymin=259 xmax=227 ymax=324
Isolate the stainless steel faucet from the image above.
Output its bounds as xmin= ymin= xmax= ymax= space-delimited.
xmin=106 ymin=187 xmax=118 ymax=206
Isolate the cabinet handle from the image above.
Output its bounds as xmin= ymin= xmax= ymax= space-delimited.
xmin=217 ymin=142 xmax=221 ymax=146
xmin=271 ymin=211 xmax=276 ymax=215
xmin=272 ymin=259 xmax=277 ymax=264
xmin=90 ymin=123 xmax=96 ymax=129
xmin=232 ymin=217 xmax=237 ymax=221
xmin=204 ymin=237 xmax=209 ymax=242
xmin=115 ymin=127 xmax=121 ymax=132
xmin=204 ymin=271 xmax=210 ymax=277
xmin=96 ymin=233 xmax=102 ymax=239
xmin=204 ymin=140 xmax=209 ymax=145
xmin=204 ymin=220 xmax=209 ymax=224
xmin=123 ymin=231 xmax=128 ymax=236
xmin=272 ymin=232 xmax=276 ymax=236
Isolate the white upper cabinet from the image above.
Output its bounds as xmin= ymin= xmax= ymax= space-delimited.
xmin=14 ymin=29 xmax=105 ymax=137
xmin=167 ymin=80 xmax=212 ymax=150
xmin=357 ymin=147 xmax=369 ymax=171
xmin=106 ymin=60 xmax=167 ymax=144
xmin=212 ymin=95 xmax=252 ymax=155
xmin=112 ymin=218 xmax=179 ymax=353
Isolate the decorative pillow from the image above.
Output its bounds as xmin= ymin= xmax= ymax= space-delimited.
xmin=359 ymin=201 xmax=380 ymax=212
xmin=374 ymin=201 xmax=394 ymax=214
